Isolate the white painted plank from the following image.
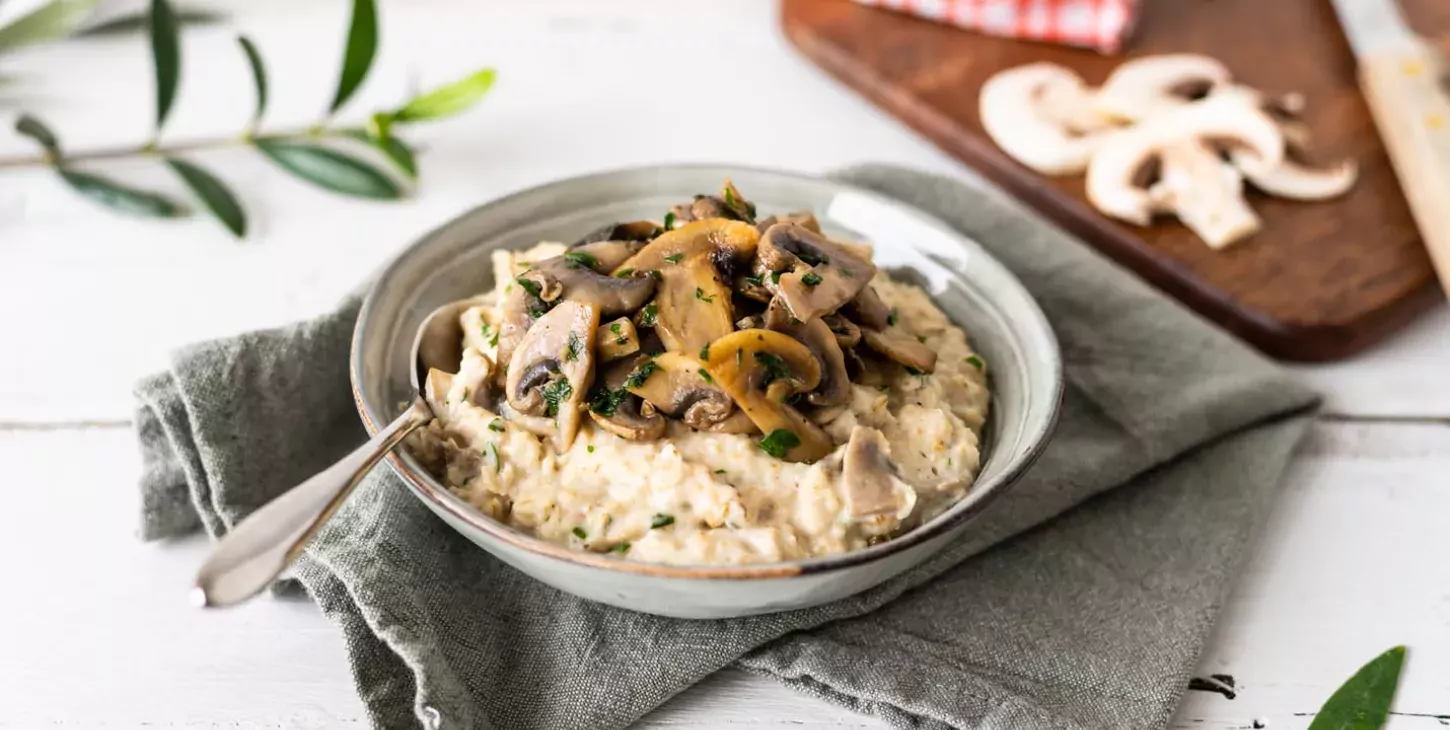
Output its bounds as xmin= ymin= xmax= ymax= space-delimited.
xmin=3 ymin=0 xmax=1446 ymax=425
xmin=0 ymin=422 xmax=1445 ymax=728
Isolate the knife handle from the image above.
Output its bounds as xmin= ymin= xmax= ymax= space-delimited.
xmin=1359 ymin=40 xmax=1450 ymax=296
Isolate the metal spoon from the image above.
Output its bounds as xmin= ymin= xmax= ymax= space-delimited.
xmin=192 ymin=297 xmax=478 ymax=608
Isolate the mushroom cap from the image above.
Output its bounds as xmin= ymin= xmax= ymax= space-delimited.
xmin=1086 ymin=94 xmax=1284 ymax=227
xmin=613 ymin=218 xmax=760 ymax=274
xmin=701 ymin=329 xmax=833 ymax=463
xmin=626 ymin=352 xmax=734 ymax=429
xmin=755 ymin=211 xmax=822 ymax=235
xmin=572 ymin=220 xmax=661 ymax=247
xmin=758 ymin=223 xmax=876 ymax=322
xmin=597 ymin=316 xmax=641 ymax=361
xmin=1095 ymin=54 xmax=1232 ymax=122
xmin=843 ymin=284 xmax=893 ymax=330
xmin=861 ymin=327 xmax=938 ymax=373
xmin=652 ymin=256 xmax=736 ymax=355
xmin=532 ymin=253 xmax=656 ymax=316
xmin=841 ymin=426 xmax=915 ymax=518
xmin=588 ymin=353 xmax=666 ymax=441
xmin=979 ymin=62 xmax=1116 ymax=175
xmin=505 ymin=300 xmax=599 ymax=449
xmin=764 ymin=300 xmax=851 ymax=408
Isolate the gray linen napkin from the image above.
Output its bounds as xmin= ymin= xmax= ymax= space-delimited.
xmin=136 ymin=164 xmax=1319 ymax=730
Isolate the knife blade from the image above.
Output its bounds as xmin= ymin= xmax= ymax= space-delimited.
xmin=1328 ymin=0 xmax=1450 ymax=297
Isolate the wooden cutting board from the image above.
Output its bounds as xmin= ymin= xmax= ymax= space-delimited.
xmin=782 ymin=0 xmax=1448 ymax=361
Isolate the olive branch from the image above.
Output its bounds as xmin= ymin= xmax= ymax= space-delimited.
xmin=6 ymin=0 xmax=496 ymax=238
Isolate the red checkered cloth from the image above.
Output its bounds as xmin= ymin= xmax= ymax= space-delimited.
xmin=852 ymin=0 xmax=1142 ymax=54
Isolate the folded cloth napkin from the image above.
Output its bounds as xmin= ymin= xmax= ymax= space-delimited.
xmin=852 ymin=0 xmax=1141 ymax=54
xmin=136 ymin=164 xmax=1318 ymax=730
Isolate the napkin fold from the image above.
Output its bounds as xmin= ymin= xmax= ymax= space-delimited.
xmin=136 ymin=165 xmax=1318 ymax=730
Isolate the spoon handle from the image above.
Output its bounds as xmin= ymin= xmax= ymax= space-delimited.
xmin=192 ymin=397 xmax=432 ymax=608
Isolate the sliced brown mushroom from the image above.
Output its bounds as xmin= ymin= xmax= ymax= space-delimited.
xmin=568 ymin=239 xmax=649 ymax=273
xmin=861 ymin=327 xmax=937 ymax=373
xmin=822 ymin=313 xmax=861 ymax=348
xmin=572 ymin=220 xmax=661 ymax=247
xmin=755 ymin=211 xmax=821 ymax=235
xmin=672 ymin=178 xmax=756 ymax=225
xmin=494 ymin=282 xmax=549 ymax=386
xmin=841 ymin=426 xmax=911 ymax=518
xmin=613 ymin=219 xmax=759 ymax=354
xmin=757 ymin=223 xmax=876 ymax=321
xmin=597 ymin=317 xmax=640 ymax=361
xmin=531 ymin=253 xmax=656 ymax=316
xmin=843 ymin=284 xmax=893 ymax=330
xmin=505 ymin=300 xmax=599 ymax=449
xmin=626 ymin=352 xmax=734 ymax=429
xmin=701 ymin=410 xmax=759 ymax=435
xmin=732 ymin=273 xmax=773 ymax=303
xmin=764 ymin=300 xmax=850 ymax=408
xmin=587 ymin=353 xmax=666 ymax=441
xmin=702 ymin=329 xmax=834 ymax=463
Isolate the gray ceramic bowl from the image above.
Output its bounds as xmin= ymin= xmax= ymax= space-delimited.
xmin=351 ymin=164 xmax=1061 ymax=619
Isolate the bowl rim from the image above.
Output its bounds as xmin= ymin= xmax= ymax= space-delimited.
xmin=350 ymin=162 xmax=1063 ymax=580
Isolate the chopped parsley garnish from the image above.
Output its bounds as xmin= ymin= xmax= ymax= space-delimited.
xmin=562 ymin=250 xmax=597 ymax=270
xmin=650 ymin=513 xmax=675 ymax=529
xmin=796 ymin=251 xmax=828 ymax=266
xmin=714 ymin=469 xmax=726 ymax=474
xmin=515 ymin=275 xmax=543 ymax=298
xmin=663 ymin=253 xmax=684 ymax=264
xmin=754 ymin=351 xmax=792 ymax=386
xmin=723 ymin=186 xmax=737 ymax=207
xmin=782 ymin=392 xmax=802 ymax=405
xmin=758 ymin=429 xmax=800 ymax=459
xmin=615 ymin=268 xmax=635 ymax=278
xmin=649 ymin=270 xmax=663 ymax=282
xmin=736 ymin=348 xmax=744 ymax=366
xmin=966 ymin=355 xmax=984 ymax=370
xmin=541 ymin=379 xmax=574 ymax=417
xmin=587 ymin=445 xmax=595 ymax=453
xmin=743 ymin=273 xmax=764 ymax=287
xmin=904 ymin=366 xmax=923 ymax=376
xmin=587 ymin=385 xmax=627 ymax=416
xmin=770 ymin=271 xmax=783 ymax=285
xmin=623 ymin=360 xmax=657 ymax=390
xmin=695 ymin=287 xmax=715 ymax=303
xmin=609 ymin=542 xmax=631 ymax=554
xmin=886 ymin=307 xmax=899 ymax=326
xmin=615 ymin=335 xmax=628 ymax=345
xmin=488 ymin=330 xmax=500 ymax=347
xmin=663 ymin=211 xmax=676 ymax=230
xmin=801 ymin=272 xmax=823 ymax=287
xmin=479 ymin=322 xmax=491 ymax=339
xmin=699 ymin=344 xmax=710 ymax=361
xmin=610 ymin=322 xmax=623 ymax=335
xmin=917 ymin=335 xmax=927 ymax=343
xmin=485 ymin=442 xmax=501 ymax=473
xmin=639 ymin=301 xmax=658 ymax=327
xmin=565 ymin=331 xmax=583 ymax=362
xmin=572 ymin=527 xmax=588 ymax=540
xmin=698 ymin=368 xmax=714 ymax=384
xmin=488 ymin=418 xmax=505 ymax=433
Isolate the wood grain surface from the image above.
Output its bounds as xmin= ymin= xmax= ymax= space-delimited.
xmin=781 ymin=0 xmax=1450 ymax=361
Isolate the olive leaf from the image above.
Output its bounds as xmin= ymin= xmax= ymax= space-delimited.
xmin=0 ymin=0 xmax=102 ymax=53
xmin=328 ymin=0 xmax=378 ymax=114
xmin=1306 ymin=646 xmax=1406 ymax=730
xmin=237 ymin=35 xmax=267 ymax=128
xmin=390 ymin=68 xmax=496 ymax=123
xmin=147 ymin=0 xmax=180 ymax=132
xmin=74 ymin=7 xmax=224 ymax=37
xmin=58 ymin=169 xmax=189 ymax=217
xmin=254 ymin=138 xmax=401 ymax=200
xmin=15 ymin=113 xmax=60 ymax=156
xmin=342 ymin=128 xmax=416 ymax=179
xmin=166 ymin=157 xmax=245 ymax=237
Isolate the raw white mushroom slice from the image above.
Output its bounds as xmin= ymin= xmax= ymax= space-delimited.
xmin=1096 ymin=54 xmax=1232 ymax=122
xmin=979 ymin=63 xmax=1118 ymax=175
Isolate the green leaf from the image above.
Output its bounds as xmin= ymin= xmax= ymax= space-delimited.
xmin=147 ymin=0 xmax=180 ymax=131
xmin=758 ymin=429 xmax=800 ymax=459
xmin=342 ymin=128 xmax=416 ymax=179
xmin=14 ymin=114 xmax=60 ymax=156
xmin=1306 ymin=646 xmax=1406 ymax=730
xmin=328 ymin=0 xmax=377 ymax=114
xmin=391 ymin=68 xmax=496 ymax=123
xmin=236 ymin=35 xmax=267 ymax=127
xmin=166 ymin=157 xmax=245 ymax=237
xmin=57 ymin=168 xmax=188 ymax=217
xmin=254 ymin=138 xmax=401 ymax=200
xmin=74 ymin=7 xmax=224 ymax=37
xmin=0 ymin=0 xmax=102 ymax=53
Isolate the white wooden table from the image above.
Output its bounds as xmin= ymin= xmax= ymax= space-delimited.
xmin=2 ymin=1 xmax=1447 ymax=727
